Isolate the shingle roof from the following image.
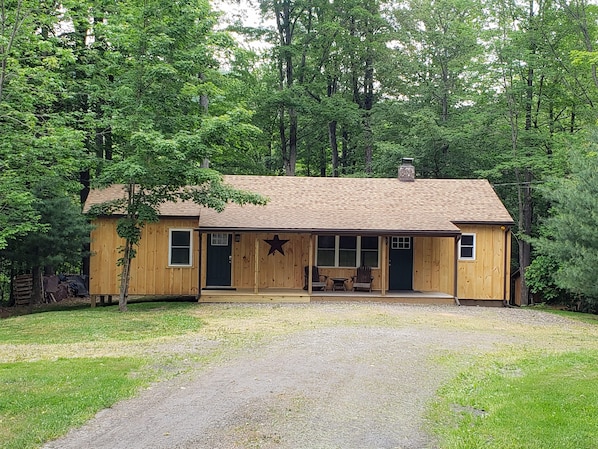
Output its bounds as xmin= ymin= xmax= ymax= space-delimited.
xmin=83 ymin=184 xmax=203 ymax=217
xmin=84 ymin=176 xmax=513 ymax=235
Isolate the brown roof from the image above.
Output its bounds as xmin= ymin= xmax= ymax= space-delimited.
xmin=83 ymin=184 xmax=203 ymax=217
xmin=84 ymin=176 xmax=513 ymax=235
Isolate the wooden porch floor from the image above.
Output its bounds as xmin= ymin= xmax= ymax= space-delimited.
xmin=198 ymin=289 xmax=456 ymax=305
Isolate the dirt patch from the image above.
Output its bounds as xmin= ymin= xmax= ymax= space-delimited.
xmin=41 ymin=303 xmax=596 ymax=449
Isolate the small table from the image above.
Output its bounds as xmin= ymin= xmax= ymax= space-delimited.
xmin=331 ymin=277 xmax=348 ymax=291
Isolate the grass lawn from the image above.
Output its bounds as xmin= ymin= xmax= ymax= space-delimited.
xmin=0 ymin=358 xmax=146 ymax=449
xmin=431 ymin=350 xmax=598 ymax=449
xmin=0 ymin=302 xmax=204 ymax=449
xmin=0 ymin=302 xmax=597 ymax=448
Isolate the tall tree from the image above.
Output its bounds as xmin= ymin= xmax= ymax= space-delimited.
xmin=533 ymin=137 xmax=598 ymax=305
xmin=89 ymin=0 xmax=266 ymax=311
xmin=484 ymin=0 xmax=598 ymax=304
xmin=0 ymin=1 xmax=86 ymax=272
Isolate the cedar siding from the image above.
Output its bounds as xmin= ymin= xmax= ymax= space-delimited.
xmin=90 ymin=218 xmax=200 ymax=296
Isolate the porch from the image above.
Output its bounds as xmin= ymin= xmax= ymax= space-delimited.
xmin=198 ymin=288 xmax=457 ymax=305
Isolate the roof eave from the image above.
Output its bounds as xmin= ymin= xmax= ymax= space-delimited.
xmin=196 ymin=226 xmax=461 ymax=237
xmin=451 ymin=220 xmax=514 ymax=226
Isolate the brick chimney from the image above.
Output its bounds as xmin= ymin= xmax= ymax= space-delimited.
xmin=398 ymin=157 xmax=415 ymax=182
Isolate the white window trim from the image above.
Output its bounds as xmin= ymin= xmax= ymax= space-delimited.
xmin=169 ymin=228 xmax=193 ymax=267
xmin=316 ymin=235 xmax=380 ymax=268
xmin=458 ymin=233 xmax=476 ymax=261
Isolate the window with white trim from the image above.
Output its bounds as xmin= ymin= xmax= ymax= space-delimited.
xmin=459 ymin=234 xmax=476 ymax=260
xmin=169 ymin=229 xmax=192 ymax=266
xmin=391 ymin=236 xmax=411 ymax=250
xmin=316 ymin=236 xmax=379 ymax=268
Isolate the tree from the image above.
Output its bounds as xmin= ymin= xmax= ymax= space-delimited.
xmin=0 ymin=0 xmax=88 ymax=294
xmin=2 ymin=182 xmax=91 ymax=303
xmin=88 ymin=0 xmax=267 ymax=311
xmin=533 ymin=138 xmax=598 ymax=306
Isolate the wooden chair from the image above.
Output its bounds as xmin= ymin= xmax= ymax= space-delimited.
xmin=352 ymin=266 xmax=373 ymax=292
xmin=304 ymin=266 xmax=328 ymax=291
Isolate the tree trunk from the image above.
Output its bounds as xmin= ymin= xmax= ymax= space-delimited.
xmin=287 ymin=106 xmax=297 ymax=176
xmin=277 ymin=0 xmax=297 ymax=176
xmin=118 ymin=240 xmax=133 ymax=312
xmin=517 ymin=170 xmax=534 ymax=306
xmin=517 ymin=0 xmax=536 ymax=306
xmin=329 ymin=120 xmax=339 ymax=177
xmin=31 ymin=266 xmax=43 ymax=304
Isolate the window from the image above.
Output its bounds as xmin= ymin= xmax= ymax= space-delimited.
xmin=317 ymin=236 xmax=379 ymax=267
xmin=459 ymin=234 xmax=476 ymax=260
xmin=211 ymin=233 xmax=229 ymax=246
xmin=391 ymin=236 xmax=411 ymax=250
xmin=339 ymin=236 xmax=357 ymax=267
xmin=169 ymin=229 xmax=192 ymax=266
xmin=361 ymin=236 xmax=379 ymax=266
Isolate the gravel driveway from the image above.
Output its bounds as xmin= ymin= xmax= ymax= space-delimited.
xmin=42 ymin=303 xmax=583 ymax=449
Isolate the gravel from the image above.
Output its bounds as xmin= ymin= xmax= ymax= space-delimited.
xmin=42 ymin=304 xmax=587 ymax=449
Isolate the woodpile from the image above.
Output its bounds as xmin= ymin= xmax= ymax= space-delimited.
xmin=10 ymin=274 xmax=88 ymax=306
xmin=12 ymin=274 xmax=33 ymax=306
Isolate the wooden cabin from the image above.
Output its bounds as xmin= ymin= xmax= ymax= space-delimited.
xmin=84 ymin=161 xmax=514 ymax=306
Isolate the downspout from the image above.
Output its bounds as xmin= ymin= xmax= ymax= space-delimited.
xmin=502 ymin=226 xmax=511 ymax=307
xmin=454 ymin=235 xmax=461 ymax=306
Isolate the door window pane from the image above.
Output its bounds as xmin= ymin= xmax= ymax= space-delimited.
xmin=211 ymin=233 xmax=229 ymax=246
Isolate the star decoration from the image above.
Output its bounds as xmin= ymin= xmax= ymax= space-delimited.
xmin=264 ymin=234 xmax=289 ymax=256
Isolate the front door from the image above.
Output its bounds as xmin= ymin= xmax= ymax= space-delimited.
xmin=389 ymin=236 xmax=414 ymax=290
xmin=206 ymin=233 xmax=232 ymax=287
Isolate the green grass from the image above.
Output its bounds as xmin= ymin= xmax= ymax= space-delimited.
xmin=0 ymin=302 xmax=204 ymax=449
xmin=0 ymin=357 xmax=148 ymax=449
xmin=0 ymin=302 xmax=204 ymax=344
xmin=431 ymin=350 xmax=598 ymax=449
xmin=540 ymin=306 xmax=598 ymax=324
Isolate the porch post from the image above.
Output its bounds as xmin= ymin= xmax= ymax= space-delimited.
xmin=381 ymin=236 xmax=387 ymax=296
xmin=254 ymin=237 xmax=260 ymax=294
xmin=454 ymin=236 xmax=461 ymax=306
xmin=308 ymin=235 xmax=314 ymax=294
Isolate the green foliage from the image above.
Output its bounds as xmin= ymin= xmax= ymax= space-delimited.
xmin=432 ymin=350 xmax=598 ymax=449
xmin=0 ymin=0 xmax=87 ymax=254
xmin=2 ymin=183 xmax=90 ymax=271
xmin=525 ymin=254 xmax=568 ymax=303
xmin=533 ymin=141 xmax=598 ymax=305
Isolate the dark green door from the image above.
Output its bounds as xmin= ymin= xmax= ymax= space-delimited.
xmin=206 ymin=233 xmax=232 ymax=287
xmin=389 ymin=236 xmax=414 ymax=291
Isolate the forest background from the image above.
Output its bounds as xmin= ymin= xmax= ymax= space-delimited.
xmin=1 ymin=0 xmax=597 ymax=310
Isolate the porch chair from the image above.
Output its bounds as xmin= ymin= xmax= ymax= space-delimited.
xmin=352 ymin=266 xmax=373 ymax=292
xmin=304 ymin=266 xmax=328 ymax=291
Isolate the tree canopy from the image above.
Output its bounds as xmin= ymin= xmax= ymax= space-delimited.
xmin=1 ymin=0 xmax=598 ymax=307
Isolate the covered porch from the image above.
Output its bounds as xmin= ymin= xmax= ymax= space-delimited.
xmin=198 ymin=231 xmax=461 ymax=304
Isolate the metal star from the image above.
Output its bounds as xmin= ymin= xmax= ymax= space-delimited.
xmin=264 ymin=234 xmax=289 ymax=256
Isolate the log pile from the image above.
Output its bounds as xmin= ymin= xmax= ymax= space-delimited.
xmin=12 ymin=274 xmax=33 ymax=306
xmin=11 ymin=274 xmax=89 ymax=306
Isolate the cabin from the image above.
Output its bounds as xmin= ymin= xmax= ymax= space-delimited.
xmin=84 ymin=159 xmax=514 ymax=306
